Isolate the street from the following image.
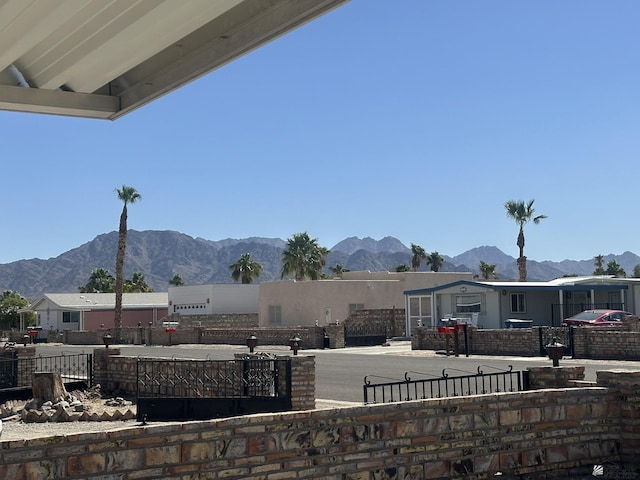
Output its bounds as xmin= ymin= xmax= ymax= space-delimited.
xmin=34 ymin=341 xmax=640 ymax=403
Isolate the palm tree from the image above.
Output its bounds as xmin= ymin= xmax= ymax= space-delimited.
xmin=410 ymin=243 xmax=427 ymax=272
xmin=395 ymin=263 xmax=411 ymax=272
xmin=329 ymin=264 xmax=349 ymax=277
xmin=124 ymin=272 xmax=153 ymax=293
xmin=114 ymin=185 xmax=141 ymax=330
xmin=79 ymin=268 xmax=115 ymax=293
xmin=280 ymin=232 xmax=329 ymax=280
xmin=426 ymin=251 xmax=444 ymax=272
xmin=169 ymin=273 xmax=184 ymax=286
xmin=229 ymin=253 xmax=263 ymax=284
xmin=479 ymin=261 xmax=498 ymax=280
xmin=504 ymin=199 xmax=547 ymax=282
xmin=593 ymin=255 xmax=606 ymax=275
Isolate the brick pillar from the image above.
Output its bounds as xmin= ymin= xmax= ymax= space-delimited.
xmin=527 ymin=366 xmax=585 ymax=389
xmin=15 ymin=346 xmax=37 ymax=387
xmin=289 ymin=355 xmax=315 ymax=411
xmin=324 ymin=324 xmax=344 ymax=349
xmin=597 ymin=370 xmax=640 ymax=470
xmin=93 ymin=347 xmax=121 ymax=392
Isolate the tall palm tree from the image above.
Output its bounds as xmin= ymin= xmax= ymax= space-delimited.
xmin=395 ymin=263 xmax=411 ymax=272
xmin=229 ymin=253 xmax=263 ymax=284
xmin=504 ymin=199 xmax=547 ymax=282
xmin=124 ymin=272 xmax=153 ymax=293
xmin=410 ymin=243 xmax=427 ymax=272
xmin=281 ymin=232 xmax=329 ymax=280
xmin=593 ymin=254 xmax=606 ymax=275
xmin=329 ymin=264 xmax=349 ymax=277
xmin=114 ymin=185 xmax=141 ymax=330
xmin=479 ymin=260 xmax=498 ymax=280
xmin=169 ymin=273 xmax=185 ymax=286
xmin=426 ymin=251 xmax=444 ymax=272
xmin=79 ymin=268 xmax=115 ymax=293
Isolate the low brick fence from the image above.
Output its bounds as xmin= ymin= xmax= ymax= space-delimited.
xmin=344 ymin=308 xmax=406 ymax=338
xmin=412 ymin=322 xmax=640 ymax=360
xmin=92 ymin=348 xmax=315 ymax=411
xmin=2 ymin=367 xmax=639 ymax=478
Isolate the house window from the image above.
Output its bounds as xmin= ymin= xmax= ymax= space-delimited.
xmin=510 ymin=293 xmax=526 ymax=313
xmin=269 ymin=305 xmax=282 ymax=325
xmin=455 ymin=295 xmax=482 ymax=314
xmin=62 ymin=311 xmax=80 ymax=323
xmin=349 ymin=304 xmax=364 ymax=315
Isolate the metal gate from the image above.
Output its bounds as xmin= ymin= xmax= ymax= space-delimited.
xmin=344 ymin=324 xmax=387 ymax=347
xmin=0 ymin=353 xmax=93 ymax=402
xmin=136 ymin=356 xmax=292 ymax=421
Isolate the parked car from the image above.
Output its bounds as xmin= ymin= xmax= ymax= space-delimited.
xmin=561 ymin=309 xmax=634 ymax=327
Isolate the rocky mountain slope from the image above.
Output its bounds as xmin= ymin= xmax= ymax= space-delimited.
xmin=0 ymin=230 xmax=637 ymax=300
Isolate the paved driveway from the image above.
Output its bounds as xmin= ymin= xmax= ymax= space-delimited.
xmin=35 ymin=341 xmax=640 ymax=404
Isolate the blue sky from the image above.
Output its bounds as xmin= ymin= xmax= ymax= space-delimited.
xmin=2 ymin=1 xmax=639 ymax=265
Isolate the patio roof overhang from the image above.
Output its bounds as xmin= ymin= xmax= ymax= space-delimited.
xmin=0 ymin=0 xmax=349 ymax=120
xmin=404 ymin=280 xmax=628 ymax=297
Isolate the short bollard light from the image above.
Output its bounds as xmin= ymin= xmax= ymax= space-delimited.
xmin=246 ymin=333 xmax=258 ymax=353
xmin=546 ymin=337 xmax=565 ymax=367
xmin=103 ymin=333 xmax=112 ymax=349
xmin=289 ymin=334 xmax=301 ymax=355
xmin=22 ymin=334 xmax=29 ymax=347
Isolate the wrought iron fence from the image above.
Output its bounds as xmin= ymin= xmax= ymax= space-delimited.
xmin=136 ymin=356 xmax=289 ymax=399
xmin=363 ymin=365 xmax=528 ymax=404
xmin=136 ymin=355 xmax=292 ymax=421
xmin=0 ymin=352 xmax=93 ymax=390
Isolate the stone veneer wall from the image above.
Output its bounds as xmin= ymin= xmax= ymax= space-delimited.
xmin=1 ymin=375 xmax=637 ymax=479
xmin=571 ymin=327 xmax=640 ymax=359
xmin=344 ymin=308 xmax=406 ymax=338
xmin=412 ymin=325 xmax=640 ymax=360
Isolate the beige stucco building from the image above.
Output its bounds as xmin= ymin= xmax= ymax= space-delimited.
xmin=258 ymin=271 xmax=473 ymax=328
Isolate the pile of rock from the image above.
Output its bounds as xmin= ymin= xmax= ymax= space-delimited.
xmin=0 ymin=384 xmax=136 ymax=423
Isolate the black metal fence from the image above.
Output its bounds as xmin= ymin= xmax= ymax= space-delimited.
xmin=136 ymin=355 xmax=292 ymax=421
xmin=344 ymin=324 xmax=387 ymax=347
xmin=0 ymin=352 xmax=93 ymax=402
xmin=363 ymin=365 xmax=529 ymax=404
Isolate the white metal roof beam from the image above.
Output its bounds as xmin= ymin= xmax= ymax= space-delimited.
xmin=113 ymin=0 xmax=348 ymax=120
xmin=0 ymin=85 xmax=118 ymax=119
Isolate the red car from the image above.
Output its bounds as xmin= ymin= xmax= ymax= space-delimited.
xmin=561 ymin=309 xmax=634 ymax=327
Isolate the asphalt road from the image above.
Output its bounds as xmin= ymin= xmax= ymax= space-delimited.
xmin=34 ymin=342 xmax=640 ymax=403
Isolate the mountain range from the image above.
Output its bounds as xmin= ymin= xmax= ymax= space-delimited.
xmin=1 ymin=230 xmax=638 ymax=300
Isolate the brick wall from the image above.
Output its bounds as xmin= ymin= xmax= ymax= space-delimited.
xmin=412 ymin=325 xmax=640 ymax=360
xmin=344 ymin=308 xmax=406 ymax=338
xmin=2 ymin=377 xmax=636 ymax=479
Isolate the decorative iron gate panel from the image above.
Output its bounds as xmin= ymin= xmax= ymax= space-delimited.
xmin=136 ymin=357 xmax=292 ymax=421
xmin=344 ymin=324 xmax=387 ymax=347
